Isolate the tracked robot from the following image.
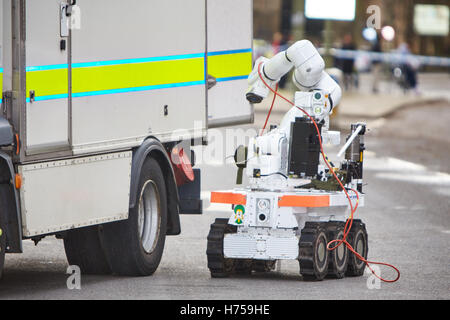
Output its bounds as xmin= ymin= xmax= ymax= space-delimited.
xmin=207 ymin=40 xmax=370 ymax=281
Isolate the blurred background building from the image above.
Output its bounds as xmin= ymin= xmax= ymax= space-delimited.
xmin=254 ymin=0 xmax=449 ymax=57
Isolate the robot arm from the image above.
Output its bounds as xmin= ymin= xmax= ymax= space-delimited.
xmin=246 ymin=40 xmax=342 ymax=111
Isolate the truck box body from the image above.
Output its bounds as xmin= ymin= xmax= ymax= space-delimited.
xmin=0 ymin=0 xmax=253 ymax=238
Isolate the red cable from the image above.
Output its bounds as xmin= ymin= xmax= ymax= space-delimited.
xmin=256 ymin=62 xmax=400 ymax=282
xmin=260 ymin=83 xmax=279 ymax=136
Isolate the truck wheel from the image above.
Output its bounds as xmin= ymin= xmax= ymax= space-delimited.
xmin=0 ymin=214 xmax=5 ymax=279
xmin=326 ymin=222 xmax=348 ymax=278
xmin=63 ymin=225 xmax=111 ymax=274
xmin=206 ymin=218 xmax=236 ymax=278
xmin=299 ymin=222 xmax=329 ymax=281
xmin=102 ymin=158 xmax=167 ymax=276
xmin=346 ymin=220 xmax=368 ymax=277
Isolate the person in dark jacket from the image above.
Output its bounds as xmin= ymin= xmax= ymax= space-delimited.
xmin=271 ymin=32 xmax=289 ymax=89
xmin=371 ymin=34 xmax=383 ymax=94
xmin=341 ymin=34 xmax=356 ymax=90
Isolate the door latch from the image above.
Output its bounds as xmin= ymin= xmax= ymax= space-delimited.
xmin=29 ymin=90 xmax=35 ymax=103
xmin=207 ymin=75 xmax=217 ymax=90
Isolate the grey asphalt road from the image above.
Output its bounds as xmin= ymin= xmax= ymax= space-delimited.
xmin=0 ymin=100 xmax=449 ymax=300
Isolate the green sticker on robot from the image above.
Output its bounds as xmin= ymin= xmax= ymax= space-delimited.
xmin=234 ymin=205 xmax=245 ymax=224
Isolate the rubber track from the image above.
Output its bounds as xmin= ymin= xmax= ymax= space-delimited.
xmin=206 ymin=218 xmax=236 ymax=277
xmin=326 ymin=221 xmax=348 ymax=278
xmin=345 ymin=219 xmax=368 ymax=276
xmin=298 ymin=221 xmax=328 ymax=280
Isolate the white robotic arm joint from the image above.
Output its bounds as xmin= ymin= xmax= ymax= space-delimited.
xmin=246 ymin=40 xmax=342 ymax=110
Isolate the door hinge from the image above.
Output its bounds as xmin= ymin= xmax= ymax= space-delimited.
xmin=2 ymin=91 xmax=13 ymax=120
xmin=60 ymin=0 xmax=77 ymax=37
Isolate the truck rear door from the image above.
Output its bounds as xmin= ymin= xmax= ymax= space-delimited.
xmin=24 ymin=0 xmax=71 ymax=156
xmin=206 ymin=0 xmax=253 ymax=128
xmin=70 ymin=0 xmax=207 ymax=155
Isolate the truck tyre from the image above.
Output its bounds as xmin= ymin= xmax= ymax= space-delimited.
xmin=346 ymin=219 xmax=368 ymax=277
xmin=299 ymin=222 xmax=329 ymax=281
xmin=0 ymin=214 xmax=5 ymax=279
xmin=102 ymin=157 xmax=167 ymax=276
xmin=63 ymin=225 xmax=111 ymax=275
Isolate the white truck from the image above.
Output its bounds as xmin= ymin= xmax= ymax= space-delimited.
xmin=0 ymin=0 xmax=253 ymax=277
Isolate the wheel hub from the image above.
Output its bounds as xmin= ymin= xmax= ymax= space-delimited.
xmin=137 ymin=180 xmax=161 ymax=254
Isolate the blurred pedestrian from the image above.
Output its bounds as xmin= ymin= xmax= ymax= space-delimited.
xmin=271 ymin=32 xmax=289 ymax=88
xmin=371 ymin=34 xmax=382 ymax=94
xmin=271 ymin=32 xmax=285 ymax=54
xmin=340 ymin=34 xmax=357 ymax=91
xmin=396 ymin=43 xmax=420 ymax=93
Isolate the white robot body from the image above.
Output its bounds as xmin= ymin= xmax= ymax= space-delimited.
xmin=246 ymin=130 xmax=289 ymax=189
xmin=208 ymin=40 xmax=369 ymax=280
xmin=246 ymin=89 xmax=341 ymax=191
xmin=293 ymin=71 xmax=342 ymax=111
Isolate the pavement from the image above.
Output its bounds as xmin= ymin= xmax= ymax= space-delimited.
xmin=254 ymin=72 xmax=449 ymax=131
xmin=0 ymin=73 xmax=449 ymax=300
xmin=254 ymin=89 xmax=441 ymax=119
xmin=336 ymin=73 xmax=449 ymax=126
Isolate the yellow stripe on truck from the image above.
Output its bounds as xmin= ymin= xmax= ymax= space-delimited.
xmin=26 ymin=68 xmax=68 ymax=98
xmin=22 ymin=49 xmax=252 ymax=101
xmin=0 ymin=70 xmax=3 ymax=102
xmin=72 ymin=57 xmax=204 ymax=95
xmin=207 ymin=51 xmax=252 ymax=80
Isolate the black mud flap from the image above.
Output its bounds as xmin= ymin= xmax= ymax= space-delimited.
xmin=178 ymin=168 xmax=202 ymax=214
